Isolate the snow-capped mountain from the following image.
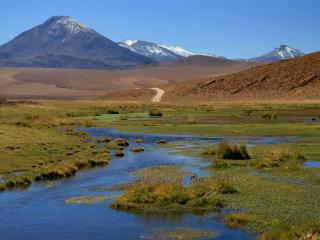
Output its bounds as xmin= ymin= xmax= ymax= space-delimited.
xmin=249 ymin=45 xmax=304 ymax=63
xmin=118 ymin=40 xmax=183 ymax=62
xmin=159 ymin=45 xmax=197 ymax=57
xmin=0 ymin=16 xmax=154 ymax=69
xmin=118 ymin=39 xmax=218 ymax=62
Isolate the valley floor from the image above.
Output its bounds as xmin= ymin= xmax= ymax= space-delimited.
xmin=0 ymin=100 xmax=320 ymax=239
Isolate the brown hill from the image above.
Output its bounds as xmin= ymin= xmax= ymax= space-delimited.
xmin=0 ymin=56 xmax=255 ymax=99
xmin=162 ymin=52 xmax=320 ymax=102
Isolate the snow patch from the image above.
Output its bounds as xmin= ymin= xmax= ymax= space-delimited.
xmin=48 ymin=16 xmax=93 ymax=37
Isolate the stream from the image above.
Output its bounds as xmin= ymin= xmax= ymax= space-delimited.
xmin=0 ymin=128 xmax=290 ymax=240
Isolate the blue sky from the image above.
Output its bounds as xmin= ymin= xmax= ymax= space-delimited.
xmin=0 ymin=0 xmax=319 ymax=58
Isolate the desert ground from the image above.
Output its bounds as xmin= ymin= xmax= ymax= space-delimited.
xmin=0 ymin=56 xmax=256 ymax=100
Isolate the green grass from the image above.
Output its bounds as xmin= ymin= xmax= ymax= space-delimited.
xmin=110 ymin=166 xmax=236 ymax=211
xmin=1 ymin=100 xmax=320 ymax=238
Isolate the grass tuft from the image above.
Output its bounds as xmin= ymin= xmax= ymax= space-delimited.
xmin=217 ymin=142 xmax=251 ymax=160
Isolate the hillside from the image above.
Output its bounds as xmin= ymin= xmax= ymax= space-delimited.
xmin=0 ymin=56 xmax=255 ymax=99
xmin=163 ymin=52 xmax=320 ymax=102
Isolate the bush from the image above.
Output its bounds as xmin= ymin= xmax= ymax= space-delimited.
xmin=149 ymin=109 xmax=163 ymax=117
xmin=217 ymin=142 xmax=250 ymax=160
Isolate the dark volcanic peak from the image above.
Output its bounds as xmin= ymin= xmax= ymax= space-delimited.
xmin=0 ymin=16 xmax=154 ymax=69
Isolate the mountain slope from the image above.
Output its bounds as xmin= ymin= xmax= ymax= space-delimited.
xmin=118 ymin=40 xmax=183 ymax=62
xmin=163 ymin=52 xmax=320 ymax=102
xmin=0 ymin=16 xmax=154 ymax=69
xmin=249 ymin=45 xmax=304 ymax=63
xmin=118 ymin=39 xmax=217 ymax=61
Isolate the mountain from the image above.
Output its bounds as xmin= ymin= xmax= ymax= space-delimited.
xmin=0 ymin=16 xmax=154 ymax=69
xmin=249 ymin=45 xmax=304 ymax=63
xmin=118 ymin=40 xmax=183 ymax=62
xmin=163 ymin=52 xmax=320 ymax=102
xmin=118 ymin=39 xmax=217 ymax=62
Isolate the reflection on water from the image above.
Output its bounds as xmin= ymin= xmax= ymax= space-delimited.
xmin=0 ymin=128 xmax=286 ymax=240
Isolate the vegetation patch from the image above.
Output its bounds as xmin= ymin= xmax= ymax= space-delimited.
xmin=252 ymin=146 xmax=307 ymax=170
xmin=155 ymin=139 xmax=167 ymax=144
xmin=210 ymin=159 xmax=230 ymax=169
xmin=65 ymin=194 xmax=118 ymax=204
xmin=142 ymin=227 xmax=215 ymax=240
xmin=216 ymin=142 xmax=251 ymax=160
xmin=114 ymin=150 xmax=125 ymax=157
xmin=149 ymin=109 xmax=163 ymax=117
xmin=201 ymin=147 xmax=216 ymax=156
xmin=110 ymin=171 xmax=237 ymax=211
xmin=131 ymin=147 xmax=144 ymax=153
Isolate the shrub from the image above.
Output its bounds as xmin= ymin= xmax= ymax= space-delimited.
xmin=217 ymin=142 xmax=250 ymax=160
xmin=149 ymin=109 xmax=163 ymax=117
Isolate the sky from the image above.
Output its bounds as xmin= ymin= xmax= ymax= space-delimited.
xmin=0 ymin=0 xmax=319 ymax=59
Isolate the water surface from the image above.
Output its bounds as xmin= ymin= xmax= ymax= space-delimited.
xmin=0 ymin=128 xmax=286 ymax=240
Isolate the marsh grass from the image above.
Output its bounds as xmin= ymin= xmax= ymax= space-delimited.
xmin=217 ymin=142 xmax=250 ymax=160
xmin=210 ymin=159 xmax=230 ymax=169
xmin=224 ymin=212 xmax=261 ymax=229
xmin=144 ymin=228 xmax=215 ymax=240
xmin=201 ymin=147 xmax=216 ymax=156
xmin=252 ymin=147 xmax=307 ymax=170
xmin=110 ymin=167 xmax=237 ymax=211
xmin=65 ymin=194 xmax=118 ymax=204
xmin=131 ymin=147 xmax=144 ymax=153
xmin=114 ymin=150 xmax=125 ymax=157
